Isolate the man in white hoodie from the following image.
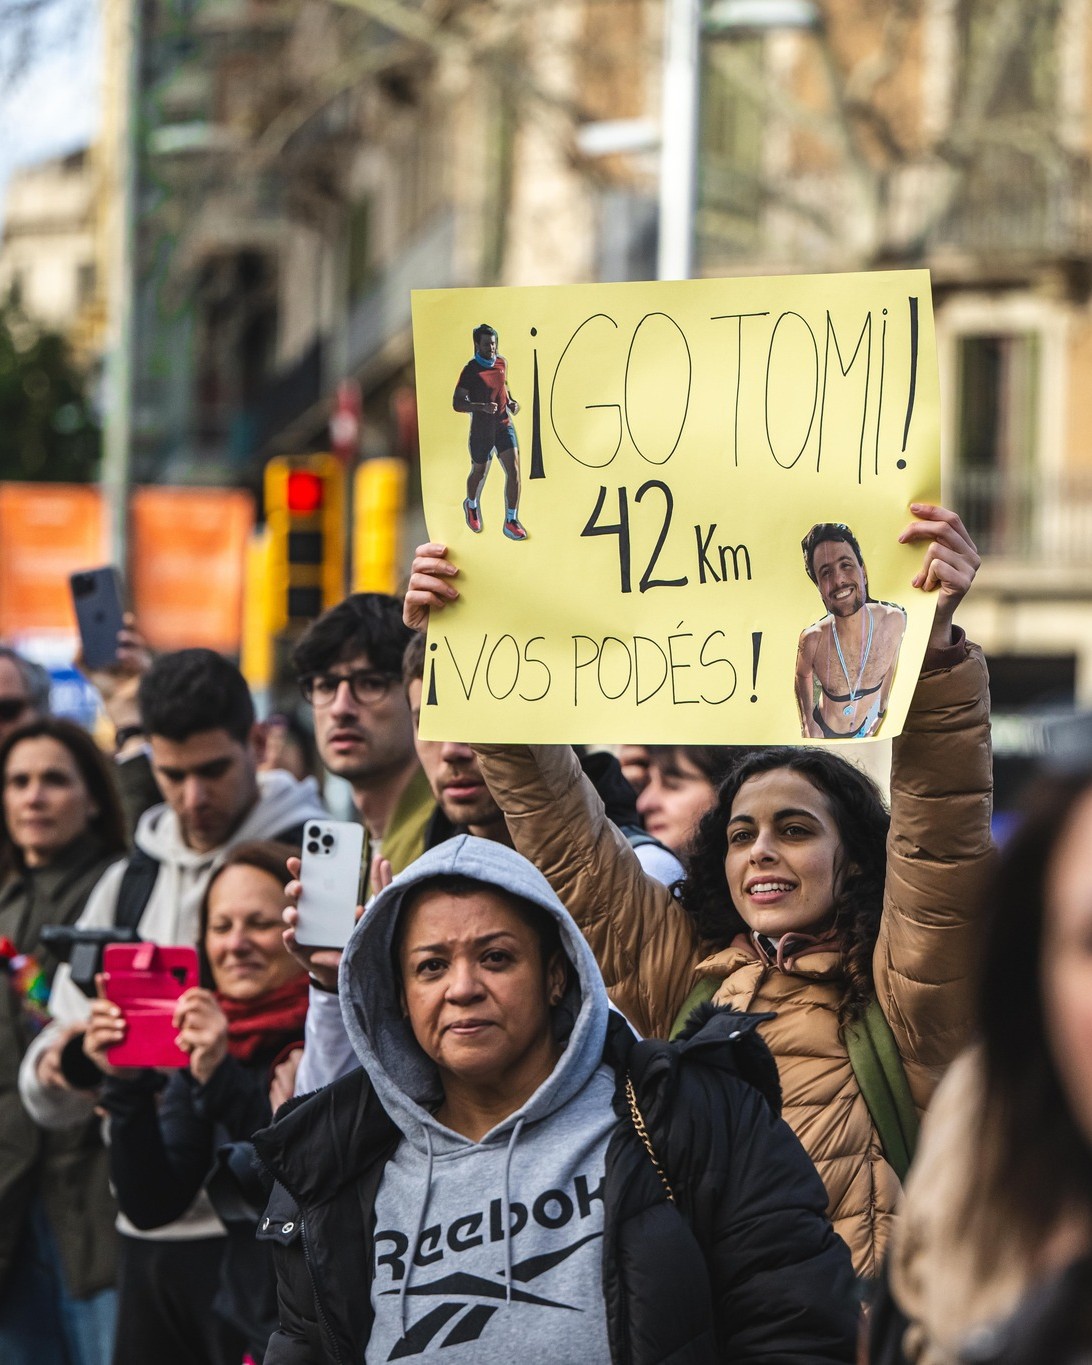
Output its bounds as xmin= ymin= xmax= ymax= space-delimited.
xmin=19 ymin=647 xmax=325 ymax=1365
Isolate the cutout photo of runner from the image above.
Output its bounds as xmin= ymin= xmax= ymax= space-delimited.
xmin=453 ymin=323 xmax=527 ymax=542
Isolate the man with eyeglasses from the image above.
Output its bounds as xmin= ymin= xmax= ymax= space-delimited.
xmin=279 ymin=596 xmax=433 ymax=1102
xmin=292 ymin=592 xmax=433 ymax=882
xmin=0 ymin=647 xmax=51 ymax=742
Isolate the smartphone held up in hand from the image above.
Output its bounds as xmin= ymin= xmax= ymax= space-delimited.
xmin=295 ymin=819 xmax=365 ymax=949
xmin=69 ymin=567 xmax=126 ymax=670
xmin=101 ymin=942 xmax=199 ymax=1068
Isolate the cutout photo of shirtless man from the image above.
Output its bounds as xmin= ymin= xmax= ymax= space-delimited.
xmin=795 ymin=522 xmax=906 ymax=740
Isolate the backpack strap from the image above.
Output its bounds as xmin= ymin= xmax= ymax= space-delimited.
xmin=844 ymin=997 xmax=920 ymax=1183
xmin=668 ymin=975 xmax=720 ymax=1040
xmin=616 ymin=823 xmax=657 ymax=851
xmin=114 ymin=849 xmax=160 ymax=933
xmin=670 ymin=978 xmax=919 ymax=1179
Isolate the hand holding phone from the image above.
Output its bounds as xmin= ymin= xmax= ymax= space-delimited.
xmin=172 ymin=988 xmax=228 ymax=1084
xmin=83 ymin=995 xmax=128 ymax=1077
xmin=295 ymin=820 xmax=365 ymax=950
xmin=69 ymin=567 xmax=126 ymax=671
xmin=101 ymin=943 xmax=199 ymax=1069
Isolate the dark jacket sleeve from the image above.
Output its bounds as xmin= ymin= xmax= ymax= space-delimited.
xmin=114 ymin=750 xmax=162 ymax=841
xmin=102 ymin=1057 xmax=272 ymax=1230
xmin=194 ymin=1052 xmax=275 ymax=1139
xmin=705 ymin=1079 xmax=858 ymax=1362
xmin=101 ymin=1070 xmax=210 ymax=1229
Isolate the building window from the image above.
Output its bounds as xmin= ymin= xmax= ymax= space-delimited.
xmin=346 ymin=199 xmax=372 ymax=304
xmin=953 ymin=332 xmax=1040 ymax=554
xmin=955 ymin=0 xmax=1060 ymax=118
xmin=696 ymin=33 xmax=764 ymax=265
xmin=76 ymin=262 xmax=96 ymax=306
xmin=945 ymin=2 xmax=1064 ymax=252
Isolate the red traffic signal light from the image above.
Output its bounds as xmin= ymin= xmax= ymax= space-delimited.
xmin=285 ymin=470 xmax=325 ymax=514
xmin=264 ymin=454 xmax=346 ymax=634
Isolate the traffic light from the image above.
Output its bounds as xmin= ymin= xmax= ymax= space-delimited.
xmin=264 ymin=454 xmax=346 ymax=633
xmin=352 ymin=457 xmax=407 ymax=595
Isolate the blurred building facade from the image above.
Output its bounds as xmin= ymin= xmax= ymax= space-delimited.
xmin=691 ymin=0 xmax=1092 ymax=768
xmin=0 ymin=148 xmax=104 ymax=364
xmin=106 ymin=0 xmax=1092 ymax=752
xmin=118 ymin=0 xmax=659 ymax=499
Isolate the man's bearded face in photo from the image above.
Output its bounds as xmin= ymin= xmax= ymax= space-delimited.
xmin=811 ymin=539 xmax=867 ymax=619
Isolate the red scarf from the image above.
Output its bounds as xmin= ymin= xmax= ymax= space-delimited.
xmin=218 ymin=974 xmax=309 ymax=1063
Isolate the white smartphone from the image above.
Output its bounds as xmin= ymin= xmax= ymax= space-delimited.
xmin=295 ymin=819 xmax=366 ymax=949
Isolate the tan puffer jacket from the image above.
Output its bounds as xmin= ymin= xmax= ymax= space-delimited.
xmin=475 ymin=637 xmax=992 ymax=1280
xmin=885 ymin=1049 xmax=1033 ymax=1362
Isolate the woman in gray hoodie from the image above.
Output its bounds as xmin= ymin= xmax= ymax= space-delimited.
xmin=254 ymin=835 xmax=858 ymax=1363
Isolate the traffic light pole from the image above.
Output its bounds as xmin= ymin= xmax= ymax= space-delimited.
xmin=100 ymin=0 xmax=140 ymax=568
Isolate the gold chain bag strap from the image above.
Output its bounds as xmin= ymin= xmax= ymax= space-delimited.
xmin=625 ymin=1074 xmax=675 ymax=1204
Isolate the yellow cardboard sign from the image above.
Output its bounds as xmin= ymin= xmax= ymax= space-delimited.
xmin=412 ymin=270 xmax=940 ymax=744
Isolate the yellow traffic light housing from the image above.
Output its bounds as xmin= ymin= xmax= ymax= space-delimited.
xmin=352 ymin=457 xmax=407 ymax=595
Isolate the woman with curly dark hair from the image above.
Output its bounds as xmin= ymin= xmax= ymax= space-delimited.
xmin=680 ymin=746 xmax=891 ymax=1025
xmin=404 ymin=505 xmax=994 ymax=1283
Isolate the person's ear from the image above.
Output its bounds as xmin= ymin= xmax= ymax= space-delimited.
xmin=833 ymin=856 xmax=861 ymax=894
xmin=248 ymin=721 xmax=267 ymax=766
xmin=546 ymin=950 xmax=567 ymax=1007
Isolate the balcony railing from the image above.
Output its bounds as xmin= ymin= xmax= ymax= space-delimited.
xmin=949 ymin=466 xmax=1092 ymax=567
xmin=932 ymin=160 xmax=1092 ymax=260
xmin=346 ymin=209 xmax=456 ymax=376
xmin=253 ymin=336 xmax=326 ymax=452
xmin=695 ymin=157 xmax=1092 ymax=267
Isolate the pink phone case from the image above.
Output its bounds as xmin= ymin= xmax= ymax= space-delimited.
xmin=102 ymin=943 xmax=199 ymax=1069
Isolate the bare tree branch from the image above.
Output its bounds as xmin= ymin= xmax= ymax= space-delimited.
xmin=0 ymin=0 xmax=82 ymax=87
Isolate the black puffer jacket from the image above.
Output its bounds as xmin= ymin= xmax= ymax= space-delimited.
xmin=100 ymin=1048 xmax=288 ymax=1355
xmin=253 ymin=1006 xmax=857 ymax=1365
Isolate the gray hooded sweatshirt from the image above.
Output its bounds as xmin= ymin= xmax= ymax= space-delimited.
xmin=339 ymin=835 xmax=617 ymax=1364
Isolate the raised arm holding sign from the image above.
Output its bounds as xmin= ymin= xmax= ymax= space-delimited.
xmin=407 ymin=267 xmax=991 ymax=1285
xmin=404 ymin=500 xmax=991 ymax=1284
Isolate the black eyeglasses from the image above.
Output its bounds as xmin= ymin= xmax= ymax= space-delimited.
xmin=299 ymin=670 xmax=399 ymax=708
xmin=0 ymin=697 xmax=29 ymax=723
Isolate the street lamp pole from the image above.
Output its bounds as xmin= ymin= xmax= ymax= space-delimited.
xmin=657 ymin=0 xmax=822 ymax=282
xmin=657 ymin=0 xmax=702 ymax=280
xmin=100 ymin=0 xmax=139 ymax=569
